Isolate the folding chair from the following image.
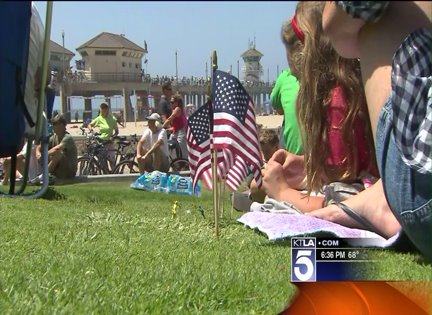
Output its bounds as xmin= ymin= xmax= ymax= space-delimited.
xmin=0 ymin=2 xmax=53 ymax=198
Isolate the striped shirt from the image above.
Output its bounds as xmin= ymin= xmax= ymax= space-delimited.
xmin=336 ymin=1 xmax=432 ymax=174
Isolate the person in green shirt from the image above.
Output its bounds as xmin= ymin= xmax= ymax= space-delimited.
xmin=36 ymin=114 xmax=78 ymax=179
xmin=90 ymin=102 xmax=119 ymax=140
xmin=246 ymin=69 xmax=304 ymax=204
xmin=90 ymin=102 xmax=119 ymax=169
xmin=271 ymin=69 xmax=303 ymax=155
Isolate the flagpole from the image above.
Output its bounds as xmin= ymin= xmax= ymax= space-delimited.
xmin=219 ymin=178 xmax=225 ymax=219
xmin=211 ymin=50 xmax=220 ymax=238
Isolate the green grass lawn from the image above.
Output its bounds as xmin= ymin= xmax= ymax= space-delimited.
xmin=0 ymin=182 xmax=431 ymax=314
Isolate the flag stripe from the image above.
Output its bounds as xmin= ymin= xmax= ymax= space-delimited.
xmin=213 ymin=116 xmax=258 ymax=147
xmin=213 ymin=113 xmax=260 ymax=152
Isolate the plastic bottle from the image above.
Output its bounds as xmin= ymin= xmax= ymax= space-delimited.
xmin=167 ymin=174 xmax=201 ymax=196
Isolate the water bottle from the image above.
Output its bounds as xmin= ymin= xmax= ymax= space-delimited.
xmin=136 ymin=172 xmax=150 ymax=189
xmin=148 ymin=171 xmax=168 ymax=192
xmin=193 ymin=181 xmax=201 ymax=197
xmin=160 ymin=172 xmax=168 ymax=193
xmin=167 ymin=175 xmax=200 ymax=196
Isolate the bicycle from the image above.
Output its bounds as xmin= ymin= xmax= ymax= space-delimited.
xmin=167 ymin=133 xmax=190 ymax=173
xmin=76 ymin=128 xmax=109 ymax=175
xmin=77 ymin=128 xmax=140 ymax=175
xmin=111 ymin=134 xmax=140 ymax=174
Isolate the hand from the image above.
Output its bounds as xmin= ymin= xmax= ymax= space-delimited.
xmin=269 ymin=149 xmax=306 ymax=189
xmin=35 ymin=151 xmax=41 ymax=160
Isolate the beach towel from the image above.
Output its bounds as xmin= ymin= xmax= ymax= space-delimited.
xmin=237 ymin=211 xmax=401 ymax=248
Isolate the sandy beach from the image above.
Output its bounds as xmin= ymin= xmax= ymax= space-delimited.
xmin=67 ymin=114 xmax=284 ymax=137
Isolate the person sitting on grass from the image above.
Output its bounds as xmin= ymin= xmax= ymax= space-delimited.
xmin=271 ymin=68 xmax=303 ymax=154
xmin=1 ymin=141 xmax=39 ymax=186
xmin=259 ymin=2 xmax=379 ymax=213
xmin=311 ymin=1 xmax=431 ymax=261
xmin=36 ymin=114 xmax=78 ymax=182
xmin=136 ymin=113 xmax=170 ymax=174
xmin=1 ymin=147 xmax=26 ymax=186
xmin=254 ymin=2 xmax=402 ymax=247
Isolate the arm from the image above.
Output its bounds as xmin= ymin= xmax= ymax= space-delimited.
xmin=322 ymin=1 xmax=365 ymax=58
xmin=109 ymin=115 xmax=119 ymax=138
xmin=113 ymin=124 xmax=119 ymax=137
xmin=48 ymin=134 xmax=73 ymax=156
xmin=136 ymin=137 xmax=146 ymax=160
xmin=163 ymin=107 xmax=181 ymax=128
xmin=36 ymin=144 xmax=42 ymax=160
xmin=89 ymin=117 xmax=97 ymax=130
xmin=270 ymin=77 xmax=283 ymax=112
xmin=48 ymin=142 xmax=64 ymax=155
xmin=143 ymin=138 xmax=163 ymax=159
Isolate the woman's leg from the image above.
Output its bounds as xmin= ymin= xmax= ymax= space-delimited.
xmin=2 ymin=155 xmax=25 ymax=185
xmin=376 ymin=100 xmax=432 ymax=260
xmin=175 ymin=129 xmax=188 ymax=159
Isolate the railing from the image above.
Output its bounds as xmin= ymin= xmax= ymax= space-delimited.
xmin=66 ymin=72 xmax=141 ymax=83
xmin=64 ymin=72 xmax=276 ymax=87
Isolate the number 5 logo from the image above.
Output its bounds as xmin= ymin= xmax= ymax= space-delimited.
xmin=292 ymin=250 xmax=316 ymax=282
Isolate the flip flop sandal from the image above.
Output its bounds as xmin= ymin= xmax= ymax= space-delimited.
xmin=335 ymin=201 xmax=380 ymax=234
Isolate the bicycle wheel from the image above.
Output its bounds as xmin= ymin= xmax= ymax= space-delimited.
xmin=170 ymin=158 xmax=190 ymax=172
xmin=113 ymin=160 xmax=140 ymax=174
xmin=77 ymin=157 xmax=102 ymax=175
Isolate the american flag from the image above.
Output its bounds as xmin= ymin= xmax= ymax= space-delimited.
xmin=212 ymin=70 xmax=263 ymax=191
xmin=186 ymin=100 xmax=241 ymax=191
xmin=186 ymin=71 xmax=263 ymax=191
xmin=75 ymin=59 xmax=85 ymax=70
xmin=186 ymin=100 xmax=213 ymax=190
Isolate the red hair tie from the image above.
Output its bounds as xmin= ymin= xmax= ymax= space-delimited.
xmin=291 ymin=14 xmax=305 ymax=43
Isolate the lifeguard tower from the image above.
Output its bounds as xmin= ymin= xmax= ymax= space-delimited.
xmin=241 ymin=39 xmax=263 ymax=83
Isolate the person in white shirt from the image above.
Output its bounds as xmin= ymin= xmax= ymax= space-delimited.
xmin=136 ymin=113 xmax=170 ymax=174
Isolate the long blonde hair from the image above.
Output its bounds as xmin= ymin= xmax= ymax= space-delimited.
xmin=281 ymin=1 xmax=376 ymax=193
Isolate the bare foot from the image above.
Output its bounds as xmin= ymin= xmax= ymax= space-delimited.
xmin=306 ymin=179 xmax=401 ymax=238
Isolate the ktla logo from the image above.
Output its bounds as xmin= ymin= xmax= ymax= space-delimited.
xmin=291 ymin=237 xmax=316 ymax=282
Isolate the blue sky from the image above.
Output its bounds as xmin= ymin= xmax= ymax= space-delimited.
xmin=34 ymin=1 xmax=297 ymax=82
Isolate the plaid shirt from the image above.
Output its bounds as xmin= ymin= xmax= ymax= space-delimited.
xmin=336 ymin=1 xmax=432 ymax=174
